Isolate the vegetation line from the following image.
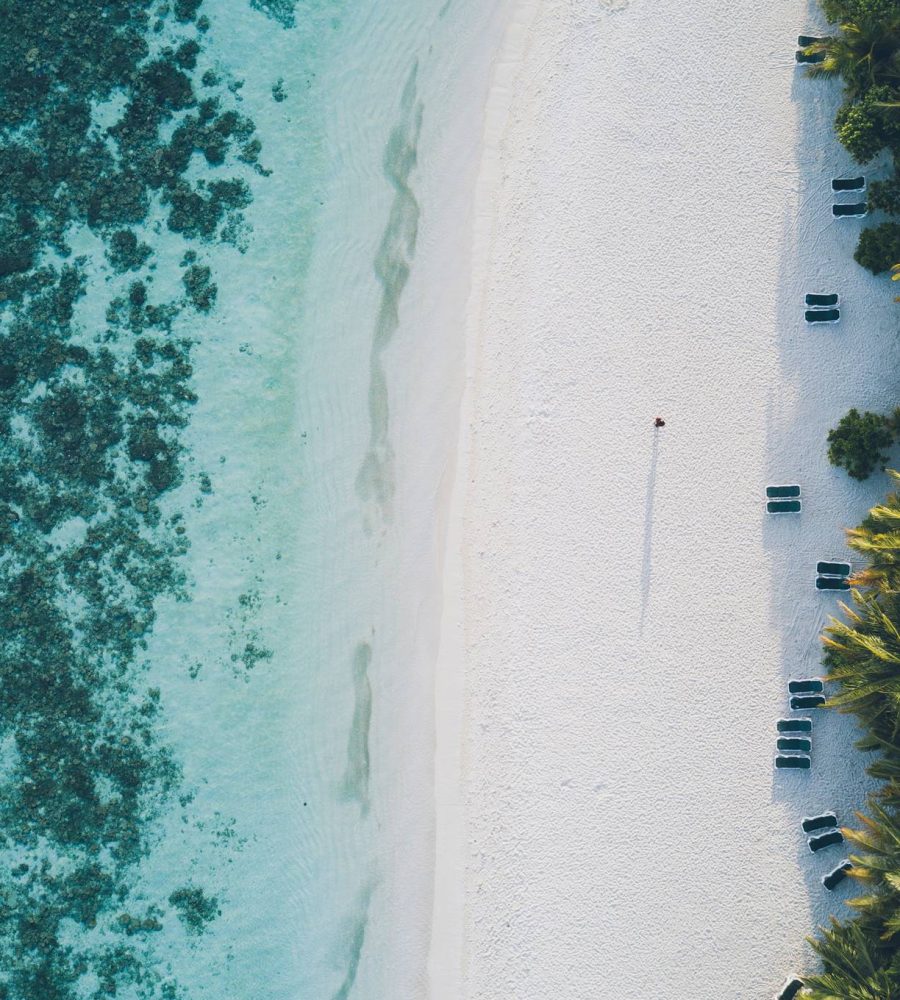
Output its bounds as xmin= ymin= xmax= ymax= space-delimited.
xmin=796 ymin=2 xmax=900 ymax=994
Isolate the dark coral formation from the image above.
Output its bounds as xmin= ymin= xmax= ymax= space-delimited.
xmin=168 ymin=886 xmax=220 ymax=935
xmin=0 ymin=0 xmax=265 ymax=996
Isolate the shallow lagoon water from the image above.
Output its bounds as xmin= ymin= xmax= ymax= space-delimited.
xmin=0 ymin=0 xmax=504 ymax=994
xmin=58 ymin=1 xmax=502 ymax=998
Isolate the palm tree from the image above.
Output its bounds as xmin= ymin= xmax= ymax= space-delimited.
xmin=844 ymin=470 xmax=900 ymax=592
xmin=802 ymin=470 xmax=900 ymax=999
xmin=800 ymin=919 xmax=899 ymax=997
xmin=840 ymin=805 xmax=900 ymax=940
xmin=804 ymin=17 xmax=900 ymax=96
xmin=823 ymin=592 xmax=900 ymax=740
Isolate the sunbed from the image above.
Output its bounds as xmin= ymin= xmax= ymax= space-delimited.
xmin=816 ymin=576 xmax=850 ymax=591
xmin=778 ymin=737 xmax=811 ymax=753
xmin=817 ymin=560 xmax=851 ymax=577
xmin=832 ymin=177 xmax=865 ymax=193
xmin=822 ymin=860 xmax=852 ymax=891
xmin=768 ymin=499 xmax=801 ymax=514
xmin=797 ymin=34 xmax=823 ymax=46
xmin=802 ymin=812 xmax=837 ymax=833
xmin=789 ymin=678 xmax=824 ymax=694
xmin=796 ymin=50 xmax=826 ymax=64
xmin=805 ymin=293 xmax=839 ymax=307
xmin=809 ymin=830 xmax=844 ymax=853
xmin=832 ymin=202 xmax=867 ymax=217
xmin=775 ymin=754 xmax=811 ymax=769
xmin=776 ymin=978 xmax=804 ymax=1000
xmin=767 ymin=484 xmax=801 ymax=498
xmin=805 ymin=308 xmax=840 ymax=324
xmin=791 ymin=694 xmax=826 ymax=710
xmin=778 ymin=718 xmax=812 ymax=733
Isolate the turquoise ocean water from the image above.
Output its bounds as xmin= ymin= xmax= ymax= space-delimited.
xmin=0 ymin=0 xmax=503 ymax=997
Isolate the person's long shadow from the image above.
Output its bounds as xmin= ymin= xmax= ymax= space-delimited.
xmin=640 ymin=430 xmax=660 ymax=631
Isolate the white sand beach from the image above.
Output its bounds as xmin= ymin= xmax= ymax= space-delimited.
xmin=429 ymin=0 xmax=900 ymax=997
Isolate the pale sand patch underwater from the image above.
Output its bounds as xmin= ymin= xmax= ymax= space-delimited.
xmin=432 ymin=0 xmax=900 ymax=998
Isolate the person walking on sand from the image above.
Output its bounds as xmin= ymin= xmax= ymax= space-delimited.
xmin=654 ymin=416 xmax=665 ymax=428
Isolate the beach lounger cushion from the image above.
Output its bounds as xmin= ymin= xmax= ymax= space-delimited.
xmin=816 ymin=576 xmax=850 ymax=591
xmin=832 ymin=177 xmax=865 ymax=192
xmin=791 ymin=694 xmax=826 ymax=710
xmin=805 ymin=293 xmax=839 ymax=307
xmin=805 ymin=309 xmax=840 ymax=324
xmin=802 ymin=812 xmax=837 ymax=833
xmin=809 ymin=830 xmax=844 ymax=853
xmin=817 ymin=560 xmax=851 ymax=577
xmin=832 ymin=202 xmax=867 ymax=217
xmin=778 ymin=737 xmax=811 ymax=753
xmin=768 ymin=500 xmax=801 ymax=514
xmin=796 ymin=50 xmax=826 ymax=63
xmin=775 ymin=754 xmax=811 ymax=769
xmin=778 ymin=718 xmax=812 ymax=733
xmin=797 ymin=35 xmax=823 ymax=46
xmin=822 ymin=861 xmax=852 ymax=891
xmin=777 ymin=978 xmax=805 ymax=1000
xmin=766 ymin=484 xmax=801 ymax=498
xmin=789 ymin=678 xmax=824 ymax=695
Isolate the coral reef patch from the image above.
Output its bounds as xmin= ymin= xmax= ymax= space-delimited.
xmin=0 ymin=0 xmax=266 ymax=995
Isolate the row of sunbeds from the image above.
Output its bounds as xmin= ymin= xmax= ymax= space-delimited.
xmin=774 ymin=709 xmax=853 ymax=918
xmin=830 ymin=173 xmax=867 ymax=217
xmin=766 ymin=483 xmax=801 ymax=513
xmin=777 ymin=40 xmax=859 ymax=999
xmin=816 ymin=560 xmax=851 ymax=591
xmin=805 ymin=292 xmax=840 ymax=325
xmin=776 ymin=680 xmax=824 ymax=770
xmin=802 ymin=811 xmax=844 ymax=854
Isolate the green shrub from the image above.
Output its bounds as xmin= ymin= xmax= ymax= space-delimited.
xmin=868 ymin=173 xmax=900 ymax=214
xmin=823 ymin=0 xmax=900 ymax=22
xmin=827 ymin=408 xmax=895 ymax=479
xmin=835 ymin=87 xmax=900 ymax=163
xmin=854 ymin=221 xmax=900 ymax=273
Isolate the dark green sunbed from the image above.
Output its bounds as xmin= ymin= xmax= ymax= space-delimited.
xmin=778 ymin=737 xmax=811 ymax=753
xmin=822 ymin=861 xmax=852 ymax=890
xmin=767 ymin=499 xmax=801 ymax=513
xmin=816 ymin=577 xmax=850 ymax=591
xmin=789 ymin=678 xmax=823 ymax=694
xmin=817 ymin=560 xmax=850 ymax=576
xmin=802 ymin=812 xmax=837 ymax=833
xmin=777 ymin=978 xmax=804 ymax=1000
xmin=797 ymin=34 xmax=822 ymax=46
xmin=809 ymin=830 xmax=844 ymax=853
xmin=775 ymin=754 xmax=810 ymax=769
xmin=778 ymin=718 xmax=812 ymax=733
xmin=766 ymin=484 xmax=801 ymax=499
xmin=796 ymin=50 xmax=825 ymax=63
xmin=805 ymin=308 xmax=840 ymax=324
xmin=805 ymin=293 xmax=838 ymax=307
xmin=832 ymin=177 xmax=864 ymax=193
xmin=832 ymin=202 xmax=867 ymax=217
xmin=791 ymin=694 xmax=826 ymax=710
